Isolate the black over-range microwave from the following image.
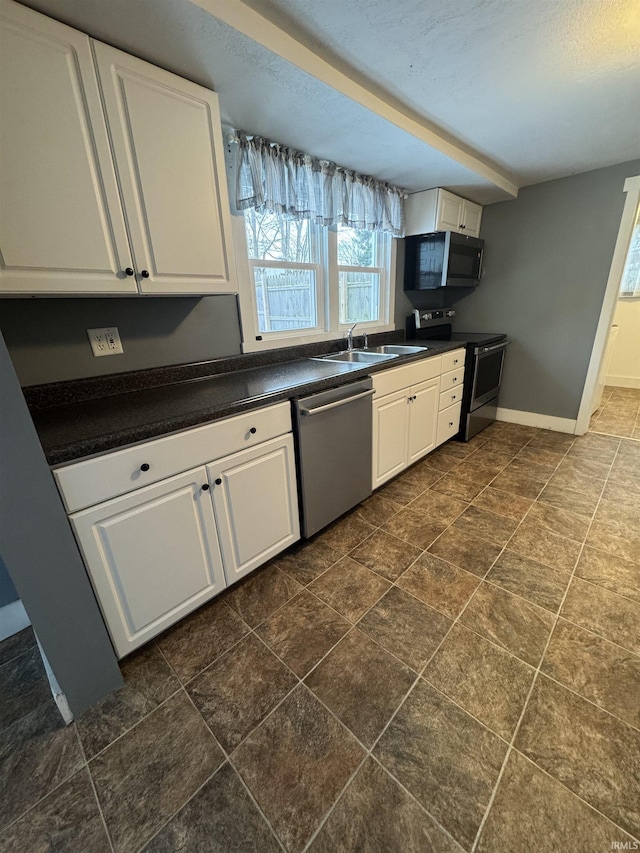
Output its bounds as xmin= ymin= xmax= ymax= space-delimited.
xmin=404 ymin=231 xmax=484 ymax=290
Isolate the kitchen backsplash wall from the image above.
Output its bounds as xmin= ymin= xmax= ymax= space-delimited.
xmin=0 ymin=294 xmax=242 ymax=386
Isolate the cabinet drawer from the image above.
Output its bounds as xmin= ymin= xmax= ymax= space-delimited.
xmin=439 ymin=386 xmax=463 ymax=411
xmin=55 ymin=401 xmax=292 ymax=513
xmin=441 ymin=348 xmax=465 ymax=374
xmin=437 ymin=403 xmax=462 ymax=445
xmin=372 ymin=355 xmax=442 ymax=398
xmin=440 ymin=367 xmax=464 ymax=392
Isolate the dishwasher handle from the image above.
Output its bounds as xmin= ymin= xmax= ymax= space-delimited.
xmin=299 ymin=388 xmax=375 ymax=416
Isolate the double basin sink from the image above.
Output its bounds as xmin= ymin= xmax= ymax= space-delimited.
xmin=314 ymin=344 xmax=428 ymax=364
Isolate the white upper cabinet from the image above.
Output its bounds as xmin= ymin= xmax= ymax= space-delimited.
xmin=0 ymin=0 xmax=236 ymax=295
xmin=405 ymin=188 xmax=483 ymax=238
xmin=92 ymin=43 xmax=235 ymax=295
xmin=0 ymin=1 xmax=135 ymax=294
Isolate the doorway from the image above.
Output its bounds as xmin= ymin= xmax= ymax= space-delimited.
xmin=575 ymin=175 xmax=640 ymax=435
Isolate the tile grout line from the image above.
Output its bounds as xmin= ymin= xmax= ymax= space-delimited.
xmin=469 ymin=437 xmax=617 ymax=852
xmin=130 ymin=686 xmax=289 ymax=853
xmin=74 ymin=726 xmax=117 ymax=853
xmin=134 ymin=432 xmax=638 ymax=851
xmin=510 ymin=747 xmax=640 ymax=844
xmin=0 ymin=737 xmax=86 ymax=838
xmin=298 ymin=451 xmax=534 ymax=852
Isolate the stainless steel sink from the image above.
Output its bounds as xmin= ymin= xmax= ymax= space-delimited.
xmin=314 ymin=350 xmax=399 ymax=364
xmin=370 ymin=344 xmax=429 ymax=355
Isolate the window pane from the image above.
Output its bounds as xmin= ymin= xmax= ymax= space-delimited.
xmin=337 ymin=225 xmax=375 ymax=267
xmin=339 ymin=271 xmax=380 ymax=324
xmin=245 ymin=210 xmax=312 ymax=262
xmin=254 ymin=267 xmax=317 ymax=333
xmin=620 ymin=203 xmax=640 ymax=296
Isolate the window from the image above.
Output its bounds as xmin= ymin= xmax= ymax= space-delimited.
xmin=337 ymin=225 xmax=386 ymax=325
xmin=620 ymin=200 xmax=640 ymax=297
xmin=244 ymin=210 xmax=324 ymax=333
xmin=238 ymin=211 xmax=394 ymax=348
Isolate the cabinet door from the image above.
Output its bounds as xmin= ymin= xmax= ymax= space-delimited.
xmin=436 ymin=190 xmax=464 ymax=233
xmin=208 ymin=435 xmax=299 ymax=585
xmin=71 ymin=467 xmax=225 ymax=657
xmin=93 ymin=42 xmax=236 ymax=295
xmin=461 ymin=200 xmax=483 ymax=237
xmin=372 ymin=389 xmax=409 ymax=489
xmin=0 ymin=2 xmax=134 ymax=294
xmin=408 ymin=377 xmax=439 ymax=463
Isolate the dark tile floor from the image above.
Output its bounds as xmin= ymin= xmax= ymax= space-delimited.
xmin=590 ymin=385 xmax=640 ymax=439
xmin=1 ymin=422 xmax=639 ymax=852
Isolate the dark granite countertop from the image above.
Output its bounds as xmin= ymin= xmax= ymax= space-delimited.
xmin=28 ymin=340 xmax=461 ymax=466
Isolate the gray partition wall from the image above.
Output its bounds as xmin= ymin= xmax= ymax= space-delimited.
xmin=0 ymin=332 xmax=122 ymax=716
xmin=450 ymin=160 xmax=640 ymax=420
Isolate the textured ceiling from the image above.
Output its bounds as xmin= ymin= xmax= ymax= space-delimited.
xmin=17 ymin=0 xmax=640 ymax=203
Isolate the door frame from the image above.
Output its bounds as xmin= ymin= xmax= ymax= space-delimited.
xmin=575 ymin=175 xmax=640 ymax=434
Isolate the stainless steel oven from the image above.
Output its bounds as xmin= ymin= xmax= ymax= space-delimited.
xmin=406 ymin=313 xmax=509 ymax=441
xmin=471 ymin=341 xmax=509 ymax=409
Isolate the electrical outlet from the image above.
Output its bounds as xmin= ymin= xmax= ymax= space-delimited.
xmin=87 ymin=327 xmax=124 ymax=357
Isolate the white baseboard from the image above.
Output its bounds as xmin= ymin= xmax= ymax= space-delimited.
xmin=0 ymin=599 xmax=31 ymax=642
xmin=605 ymin=375 xmax=640 ymax=389
xmin=496 ymin=407 xmax=578 ymax=434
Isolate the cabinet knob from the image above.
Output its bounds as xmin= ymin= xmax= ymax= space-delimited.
xmin=249 ymin=427 xmax=257 ymax=434
xmin=452 ymin=394 xmax=457 ymax=400
xmin=449 ymin=421 xmax=454 ymax=427
xmin=125 ymin=267 xmax=134 ymax=276
xmin=201 ymin=483 xmax=209 ymax=491
xmin=453 ymin=377 xmax=458 ymax=382
xmin=454 ymin=359 xmax=458 ymax=364
xmin=215 ymin=478 xmax=222 ymax=485
xmin=141 ymin=270 xmax=150 ymax=278
xmin=140 ymin=463 xmax=150 ymax=472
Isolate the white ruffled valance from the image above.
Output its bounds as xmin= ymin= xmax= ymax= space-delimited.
xmin=234 ymin=132 xmax=405 ymax=237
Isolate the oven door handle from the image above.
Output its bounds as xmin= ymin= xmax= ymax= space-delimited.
xmin=476 ymin=341 xmax=510 ymax=355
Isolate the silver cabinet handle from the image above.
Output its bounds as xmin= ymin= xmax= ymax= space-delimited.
xmin=299 ymin=389 xmax=375 ymax=416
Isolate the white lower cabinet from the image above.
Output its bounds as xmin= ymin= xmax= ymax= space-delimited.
xmin=372 ymin=349 xmax=466 ymax=489
xmin=208 ymin=435 xmax=300 ymax=586
xmin=407 ymin=378 xmax=440 ymax=463
xmin=70 ymin=467 xmax=226 ymax=657
xmin=58 ymin=402 xmax=299 ymax=657
xmin=372 ymin=373 xmax=440 ymax=489
xmin=372 ymin=390 xmax=410 ymax=487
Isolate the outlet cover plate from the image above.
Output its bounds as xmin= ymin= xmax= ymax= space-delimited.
xmin=87 ymin=327 xmax=124 ymax=357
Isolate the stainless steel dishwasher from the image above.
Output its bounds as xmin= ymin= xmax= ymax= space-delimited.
xmin=293 ymin=378 xmax=374 ymax=538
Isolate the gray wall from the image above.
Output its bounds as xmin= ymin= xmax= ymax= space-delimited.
xmin=420 ymin=160 xmax=640 ymax=420
xmin=0 ymin=294 xmax=242 ymax=386
xmin=0 ymin=556 xmax=19 ymax=608
xmin=0 ymin=331 xmax=122 ymax=715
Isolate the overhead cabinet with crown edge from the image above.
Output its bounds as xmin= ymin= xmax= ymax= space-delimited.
xmin=404 ymin=188 xmax=483 ymax=238
xmin=55 ymin=402 xmax=299 ymax=657
xmin=0 ymin=0 xmax=236 ymax=295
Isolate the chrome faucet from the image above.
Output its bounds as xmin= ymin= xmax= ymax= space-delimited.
xmin=346 ymin=322 xmax=358 ymax=351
